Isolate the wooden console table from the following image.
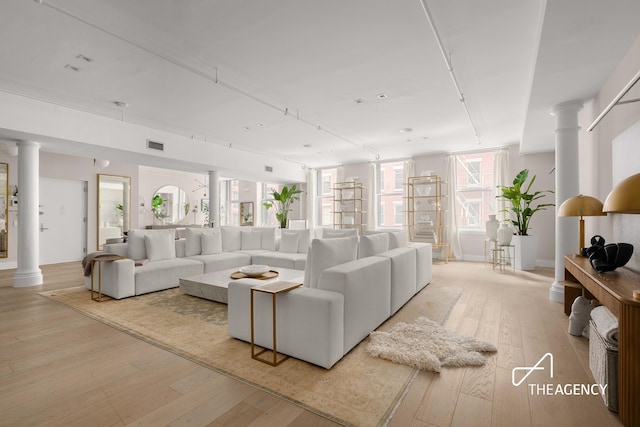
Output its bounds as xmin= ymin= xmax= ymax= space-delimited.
xmin=564 ymin=255 xmax=640 ymax=426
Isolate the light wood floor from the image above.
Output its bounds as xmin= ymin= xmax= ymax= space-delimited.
xmin=0 ymin=262 xmax=624 ymax=426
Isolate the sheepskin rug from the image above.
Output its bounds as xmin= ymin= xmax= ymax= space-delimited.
xmin=366 ymin=317 xmax=497 ymax=372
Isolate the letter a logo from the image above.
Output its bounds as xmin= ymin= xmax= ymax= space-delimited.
xmin=512 ymin=353 xmax=554 ymax=387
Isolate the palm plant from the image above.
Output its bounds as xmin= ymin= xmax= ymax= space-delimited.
xmin=262 ymin=185 xmax=303 ymax=228
xmin=497 ymin=169 xmax=554 ymax=236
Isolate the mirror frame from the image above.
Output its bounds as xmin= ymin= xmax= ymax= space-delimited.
xmin=0 ymin=162 xmax=7 ymax=258
xmin=97 ymin=174 xmax=132 ymax=250
xmin=152 ymin=185 xmax=190 ymax=225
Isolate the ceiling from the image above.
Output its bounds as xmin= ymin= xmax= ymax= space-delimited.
xmin=1 ymin=0 xmax=640 ymax=172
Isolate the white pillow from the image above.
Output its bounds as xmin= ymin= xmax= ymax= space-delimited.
xmin=251 ymin=227 xmax=276 ymax=250
xmin=241 ymin=230 xmax=262 ymax=250
xmin=322 ymin=228 xmax=358 ymax=239
xmin=358 ymin=233 xmax=389 ymax=258
xmin=127 ymin=229 xmax=175 ymax=260
xmin=308 ymin=235 xmax=358 ymax=289
xmin=281 ymin=229 xmax=310 ymax=253
xmin=221 ymin=226 xmax=242 ymax=252
xmin=201 ymin=230 xmax=223 ymax=255
xmin=185 ymin=228 xmax=209 ymax=256
xmin=279 ymin=232 xmax=299 ymax=253
xmin=388 ymin=231 xmax=408 ymax=249
xmin=144 ymin=232 xmax=176 ymax=261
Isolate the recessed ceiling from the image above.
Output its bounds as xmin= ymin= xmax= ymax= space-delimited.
xmin=0 ymin=0 xmax=639 ymax=171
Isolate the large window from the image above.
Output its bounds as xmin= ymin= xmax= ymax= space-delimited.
xmin=219 ymin=179 xmax=239 ymax=226
xmin=376 ymin=160 xmax=404 ymax=228
xmin=454 ymin=151 xmax=496 ymax=230
xmin=316 ymin=168 xmax=338 ymax=227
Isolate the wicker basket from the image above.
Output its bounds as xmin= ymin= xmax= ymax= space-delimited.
xmin=589 ymin=319 xmax=618 ymax=412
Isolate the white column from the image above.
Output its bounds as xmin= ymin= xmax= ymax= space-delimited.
xmin=13 ymin=141 xmax=43 ymax=287
xmin=549 ymin=101 xmax=582 ymax=302
xmin=208 ymin=170 xmax=220 ymax=227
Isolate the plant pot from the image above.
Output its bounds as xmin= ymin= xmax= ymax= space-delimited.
xmin=512 ymin=235 xmax=537 ymax=271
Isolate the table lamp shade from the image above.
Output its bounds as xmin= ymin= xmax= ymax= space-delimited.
xmin=558 ymin=194 xmax=605 ymax=255
xmin=603 ymin=173 xmax=640 ymax=214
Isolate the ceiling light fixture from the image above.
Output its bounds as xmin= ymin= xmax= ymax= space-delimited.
xmin=354 ymin=98 xmax=365 ymax=104
xmin=113 ymin=101 xmax=128 ymax=108
xmin=400 ymin=128 xmax=413 ymax=133
xmin=303 ymin=144 xmax=312 ymax=148
xmin=419 ymin=0 xmax=481 ymax=145
xmin=377 ymin=93 xmax=388 ymax=100
xmin=75 ymin=54 xmax=94 ymax=63
xmin=93 ymin=159 xmax=110 ymax=168
xmin=64 ymin=64 xmax=81 ymax=72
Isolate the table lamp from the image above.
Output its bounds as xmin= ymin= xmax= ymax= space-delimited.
xmin=558 ymin=194 xmax=606 ymax=255
xmin=603 ymin=173 xmax=640 ymax=214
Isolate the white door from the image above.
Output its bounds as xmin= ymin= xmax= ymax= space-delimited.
xmin=39 ymin=178 xmax=87 ymax=265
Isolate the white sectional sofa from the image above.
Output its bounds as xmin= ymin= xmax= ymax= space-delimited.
xmin=84 ymin=226 xmax=311 ymax=299
xmin=227 ymin=231 xmax=433 ymax=369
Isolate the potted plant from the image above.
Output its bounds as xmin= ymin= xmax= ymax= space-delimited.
xmin=497 ymin=169 xmax=554 ymax=270
xmin=262 ymin=185 xmax=303 ymax=228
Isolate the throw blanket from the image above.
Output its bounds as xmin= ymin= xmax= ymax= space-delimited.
xmin=81 ymin=252 xmax=119 ymax=277
xmin=591 ymin=306 xmax=618 ymax=345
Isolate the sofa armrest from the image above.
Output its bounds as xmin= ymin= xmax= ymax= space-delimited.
xmin=83 ymin=258 xmax=135 ymax=299
xmin=318 ymin=256 xmax=391 ymax=353
xmin=228 ymin=279 xmax=344 ymax=369
xmin=103 ymin=242 xmax=128 ymax=257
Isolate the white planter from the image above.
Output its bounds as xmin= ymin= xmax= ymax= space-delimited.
xmin=512 ymin=235 xmax=537 ymax=270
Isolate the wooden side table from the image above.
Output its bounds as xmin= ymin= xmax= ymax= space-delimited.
xmin=90 ymin=255 xmax=126 ymax=302
xmin=250 ymin=281 xmax=302 ymax=366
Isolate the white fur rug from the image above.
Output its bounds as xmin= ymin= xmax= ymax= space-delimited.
xmin=366 ymin=317 xmax=497 ymax=372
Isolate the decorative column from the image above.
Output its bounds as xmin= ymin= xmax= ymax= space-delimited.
xmin=549 ymin=101 xmax=582 ymax=302
xmin=208 ymin=170 xmax=220 ymax=227
xmin=13 ymin=141 xmax=43 ymax=287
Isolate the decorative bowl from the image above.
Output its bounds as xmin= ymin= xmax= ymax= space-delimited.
xmin=239 ymin=265 xmax=270 ymax=277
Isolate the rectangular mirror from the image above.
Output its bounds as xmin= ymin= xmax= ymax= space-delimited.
xmin=98 ymin=174 xmax=131 ymax=250
xmin=240 ymin=201 xmax=254 ymax=226
xmin=0 ymin=163 xmax=7 ymax=258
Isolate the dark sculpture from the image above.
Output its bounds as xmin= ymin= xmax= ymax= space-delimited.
xmin=583 ymin=235 xmax=634 ymax=273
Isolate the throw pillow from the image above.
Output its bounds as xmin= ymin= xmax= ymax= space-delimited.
xmin=358 ymin=233 xmax=390 ymax=258
xmin=221 ymin=226 xmax=242 ymax=252
xmin=127 ymin=229 xmax=175 ymax=260
xmin=279 ymin=232 xmax=299 ymax=253
xmin=241 ymin=230 xmax=262 ymax=250
xmin=185 ymin=228 xmax=204 ymax=256
xmin=388 ymin=231 xmax=408 ymax=249
xmin=201 ymin=230 xmax=223 ymax=254
xmin=144 ymin=232 xmax=176 ymax=261
xmin=322 ymin=228 xmax=358 ymax=239
xmin=308 ymin=235 xmax=358 ymax=288
xmin=251 ymin=227 xmax=277 ymax=251
xmin=281 ymin=229 xmax=310 ymax=253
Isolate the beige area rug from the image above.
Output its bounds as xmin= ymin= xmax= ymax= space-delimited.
xmin=366 ymin=316 xmax=497 ymax=372
xmin=39 ymin=284 xmax=461 ymax=427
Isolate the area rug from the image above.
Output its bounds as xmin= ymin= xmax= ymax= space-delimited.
xmin=39 ymin=284 xmax=461 ymax=427
xmin=366 ymin=316 xmax=497 ymax=372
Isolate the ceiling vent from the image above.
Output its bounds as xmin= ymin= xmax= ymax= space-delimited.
xmin=265 ymin=165 xmax=273 ymax=173
xmin=147 ymin=140 xmax=164 ymax=151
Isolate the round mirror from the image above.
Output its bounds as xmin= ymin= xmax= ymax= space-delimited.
xmin=152 ymin=185 xmax=190 ymax=225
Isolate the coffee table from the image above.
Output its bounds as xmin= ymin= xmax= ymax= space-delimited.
xmin=179 ymin=267 xmax=303 ymax=304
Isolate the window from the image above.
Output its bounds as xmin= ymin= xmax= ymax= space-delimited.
xmin=454 ymin=151 xmax=496 ymax=230
xmin=220 ymin=179 xmax=239 ymax=226
xmin=260 ymin=182 xmax=281 ymax=227
xmin=316 ymin=168 xmax=337 ymax=227
xmin=376 ymin=160 xmax=404 ymax=228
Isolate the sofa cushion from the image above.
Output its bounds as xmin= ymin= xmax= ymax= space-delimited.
xmin=241 ymin=230 xmax=262 ymax=250
xmin=185 ymin=227 xmax=218 ymax=256
xmin=388 ymin=231 xmax=408 ymax=249
xmin=144 ymin=233 xmax=176 ymax=261
xmin=134 ymin=258 xmax=203 ymax=295
xmin=307 ymin=235 xmax=358 ymax=289
xmin=187 ymin=252 xmax=252 ymax=273
xmin=251 ymin=227 xmax=277 ymax=251
xmin=221 ymin=226 xmax=242 ymax=252
xmin=127 ymin=229 xmax=175 ymax=260
xmin=281 ymin=229 xmax=310 ymax=253
xmin=279 ymin=232 xmax=299 ymax=253
xmin=358 ymin=233 xmax=389 ymax=259
xmin=201 ymin=231 xmax=223 ymax=254
xmin=322 ymin=228 xmax=358 ymax=238
xmin=252 ymin=251 xmax=307 ymax=270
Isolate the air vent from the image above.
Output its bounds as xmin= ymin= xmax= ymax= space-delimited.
xmin=265 ymin=165 xmax=273 ymax=173
xmin=147 ymin=140 xmax=164 ymax=151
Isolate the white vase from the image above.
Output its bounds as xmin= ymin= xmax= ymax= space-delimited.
xmin=485 ymin=215 xmax=499 ymax=241
xmin=497 ymin=222 xmax=513 ymax=245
